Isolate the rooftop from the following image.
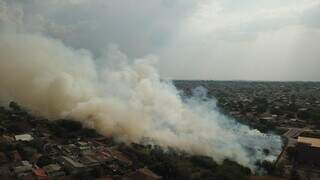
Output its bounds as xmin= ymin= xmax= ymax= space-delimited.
xmin=298 ymin=136 xmax=320 ymax=148
xmin=15 ymin=134 xmax=33 ymax=141
xmin=43 ymin=164 xmax=62 ymax=173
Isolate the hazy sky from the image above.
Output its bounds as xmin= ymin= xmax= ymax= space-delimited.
xmin=1 ymin=0 xmax=320 ymax=81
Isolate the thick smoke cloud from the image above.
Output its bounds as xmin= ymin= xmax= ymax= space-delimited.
xmin=0 ymin=32 xmax=282 ymax=168
xmin=0 ymin=0 xmax=285 ymax=169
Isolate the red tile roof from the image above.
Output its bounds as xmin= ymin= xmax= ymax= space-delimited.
xmin=32 ymin=168 xmax=47 ymax=177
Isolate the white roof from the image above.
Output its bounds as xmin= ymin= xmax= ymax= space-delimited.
xmin=15 ymin=134 xmax=33 ymax=141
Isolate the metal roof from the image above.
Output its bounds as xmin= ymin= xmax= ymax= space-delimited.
xmin=298 ymin=136 xmax=320 ymax=148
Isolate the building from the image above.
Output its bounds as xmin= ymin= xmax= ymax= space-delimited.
xmin=57 ymin=156 xmax=85 ymax=175
xmin=32 ymin=166 xmax=49 ymax=180
xmin=86 ymin=150 xmax=112 ymax=163
xmin=296 ymin=136 xmax=320 ymax=166
xmin=79 ymin=155 xmax=101 ymax=172
xmin=15 ymin=134 xmax=33 ymax=141
xmin=43 ymin=164 xmax=66 ymax=179
xmin=108 ymin=149 xmax=132 ymax=166
xmin=13 ymin=161 xmax=33 ymax=179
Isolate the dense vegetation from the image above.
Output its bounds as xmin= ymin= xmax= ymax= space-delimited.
xmin=118 ymin=143 xmax=251 ymax=180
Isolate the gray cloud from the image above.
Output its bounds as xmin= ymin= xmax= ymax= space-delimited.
xmin=301 ymin=4 xmax=320 ymax=28
xmin=0 ymin=0 xmax=319 ymax=81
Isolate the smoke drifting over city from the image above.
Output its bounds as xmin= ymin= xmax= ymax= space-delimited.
xmin=0 ymin=0 xmax=288 ymax=169
xmin=0 ymin=32 xmax=282 ymax=168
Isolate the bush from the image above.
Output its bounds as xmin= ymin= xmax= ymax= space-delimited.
xmin=290 ymin=169 xmax=300 ymax=180
xmin=50 ymin=119 xmax=83 ymax=138
xmin=81 ymin=128 xmax=101 ymax=138
xmin=190 ymin=155 xmax=218 ymax=169
xmin=9 ymin=101 xmax=21 ymax=111
xmin=0 ymin=142 xmax=15 ymax=154
xmin=213 ymin=159 xmax=251 ymax=180
xmin=55 ymin=119 xmax=82 ymax=131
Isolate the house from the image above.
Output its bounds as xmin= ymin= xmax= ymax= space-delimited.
xmin=14 ymin=161 xmax=33 ymax=179
xmin=78 ymin=141 xmax=90 ymax=151
xmin=91 ymin=150 xmax=112 ymax=163
xmin=32 ymin=166 xmax=49 ymax=180
xmin=260 ymin=117 xmax=274 ymax=122
xmin=296 ymin=136 xmax=320 ymax=166
xmin=79 ymin=155 xmax=101 ymax=173
xmin=108 ymin=149 xmax=132 ymax=166
xmin=15 ymin=134 xmax=33 ymax=141
xmin=60 ymin=144 xmax=78 ymax=155
xmin=78 ymin=141 xmax=89 ymax=146
xmin=57 ymin=156 xmax=85 ymax=175
xmin=43 ymin=164 xmax=66 ymax=178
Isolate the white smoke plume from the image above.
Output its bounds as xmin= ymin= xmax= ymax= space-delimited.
xmin=0 ymin=32 xmax=282 ymax=168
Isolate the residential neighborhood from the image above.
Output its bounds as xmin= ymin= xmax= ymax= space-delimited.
xmin=0 ymin=101 xmax=251 ymax=180
xmin=0 ymin=102 xmax=162 ymax=180
xmin=175 ymin=81 xmax=320 ymax=180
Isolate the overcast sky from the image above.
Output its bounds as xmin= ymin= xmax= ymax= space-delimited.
xmin=1 ymin=0 xmax=320 ymax=81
